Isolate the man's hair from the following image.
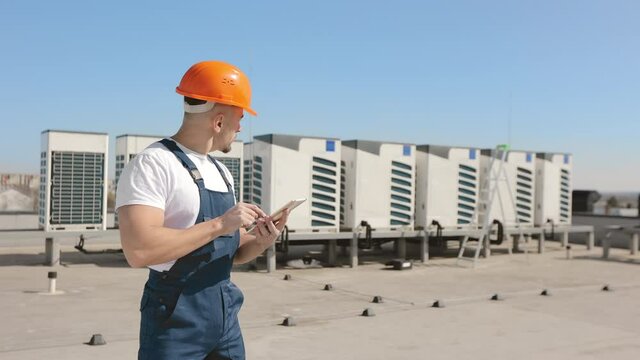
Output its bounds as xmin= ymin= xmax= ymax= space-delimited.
xmin=184 ymin=96 xmax=207 ymax=105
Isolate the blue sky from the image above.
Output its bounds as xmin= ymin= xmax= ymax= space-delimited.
xmin=0 ymin=0 xmax=638 ymax=191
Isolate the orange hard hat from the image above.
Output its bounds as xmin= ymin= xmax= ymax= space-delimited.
xmin=176 ymin=61 xmax=257 ymax=116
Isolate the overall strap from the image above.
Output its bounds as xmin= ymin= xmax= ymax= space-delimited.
xmin=159 ymin=139 xmax=205 ymax=190
xmin=208 ymin=155 xmax=234 ymax=193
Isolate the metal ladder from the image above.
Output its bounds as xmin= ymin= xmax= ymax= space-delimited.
xmin=457 ymin=145 xmax=526 ymax=267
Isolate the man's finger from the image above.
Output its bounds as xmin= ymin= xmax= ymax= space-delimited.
xmin=244 ymin=218 xmax=256 ymax=228
xmin=259 ymin=220 xmax=273 ymax=235
xmin=247 ymin=204 xmax=267 ymax=217
xmin=255 ymin=221 xmax=266 ymax=237
xmin=275 ymin=210 xmax=289 ymax=231
xmin=243 ymin=207 xmax=261 ymax=219
xmin=266 ymin=217 xmax=278 ymax=234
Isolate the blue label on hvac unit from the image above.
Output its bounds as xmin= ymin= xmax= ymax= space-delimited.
xmin=526 ymin=153 xmax=532 ymax=163
xmin=564 ymin=154 xmax=569 ymax=164
xmin=326 ymin=140 xmax=335 ymax=152
xmin=403 ymin=145 xmax=411 ymax=156
xmin=469 ymin=149 xmax=476 ymax=160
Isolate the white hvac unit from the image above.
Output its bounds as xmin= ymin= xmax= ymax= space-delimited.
xmin=115 ymin=134 xmax=164 ymax=227
xmin=479 ymin=149 xmax=536 ymax=227
xmin=209 ymin=140 xmax=243 ymax=203
xmin=39 ymin=130 xmax=109 ymax=232
xmin=341 ymin=140 xmax=416 ymax=231
xmin=248 ymin=134 xmax=341 ymax=233
xmin=535 ymin=153 xmax=572 ymax=226
xmin=415 ymin=145 xmax=481 ymax=229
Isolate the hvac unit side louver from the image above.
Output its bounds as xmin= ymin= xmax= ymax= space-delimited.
xmin=559 ymin=168 xmax=571 ymax=222
xmin=252 ymin=156 xmax=263 ymax=206
xmin=311 ymin=157 xmax=338 ymax=227
xmin=457 ymin=164 xmax=477 ymax=225
xmin=516 ymin=166 xmax=533 ymax=223
xmin=390 ymin=161 xmax=412 ymax=226
xmin=340 ymin=160 xmax=346 ymax=225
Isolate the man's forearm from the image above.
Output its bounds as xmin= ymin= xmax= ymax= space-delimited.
xmin=120 ymin=216 xmax=230 ymax=268
xmin=234 ymin=234 xmax=270 ymax=264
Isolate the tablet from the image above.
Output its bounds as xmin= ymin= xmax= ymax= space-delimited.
xmin=245 ymin=198 xmax=307 ymax=233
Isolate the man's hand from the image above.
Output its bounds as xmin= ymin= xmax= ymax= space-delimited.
xmin=253 ymin=209 xmax=290 ymax=248
xmin=220 ymin=203 xmax=266 ymax=234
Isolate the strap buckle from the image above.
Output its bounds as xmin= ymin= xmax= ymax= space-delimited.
xmin=189 ymin=169 xmax=203 ymax=181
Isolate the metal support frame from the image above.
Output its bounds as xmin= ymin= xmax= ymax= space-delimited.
xmin=260 ymin=225 xmax=595 ymax=272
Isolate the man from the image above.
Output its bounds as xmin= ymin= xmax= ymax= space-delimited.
xmin=116 ymin=60 xmax=288 ymax=359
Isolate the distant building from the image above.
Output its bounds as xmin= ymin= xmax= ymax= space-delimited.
xmin=593 ymin=207 xmax=639 ymax=217
xmin=0 ymin=173 xmax=39 ymax=189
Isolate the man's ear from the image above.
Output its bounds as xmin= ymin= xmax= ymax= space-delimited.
xmin=211 ymin=112 xmax=224 ymax=133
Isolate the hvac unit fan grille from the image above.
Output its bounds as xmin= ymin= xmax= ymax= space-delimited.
xmin=49 ymin=151 xmax=104 ymax=225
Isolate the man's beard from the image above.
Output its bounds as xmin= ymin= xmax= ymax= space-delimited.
xmin=222 ymin=144 xmax=232 ymax=153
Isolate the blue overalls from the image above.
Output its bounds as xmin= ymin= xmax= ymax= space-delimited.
xmin=138 ymin=139 xmax=245 ymax=359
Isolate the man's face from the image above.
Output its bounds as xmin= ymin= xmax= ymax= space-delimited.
xmin=220 ymin=106 xmax=244 ymax=153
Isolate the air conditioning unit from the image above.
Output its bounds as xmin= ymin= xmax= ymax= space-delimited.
xmin=415 ymin=145 xmax=481 ymax=229
xmin=248 ymin=134 xmax=341 ymax=233
xmin=480 ymin=149 xmax=536 ymax=227
xmin=39 ymin=130 xmax=108 ymax=232
xmin=535 ymin=153 xmax=572 ymax=225
xmin=209 ymin=140 xmax=243 ymax=203
xmin=341 ymin=140 xmax=416 ymax=231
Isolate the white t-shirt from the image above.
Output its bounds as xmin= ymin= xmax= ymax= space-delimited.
xmin=115 ymin=138 xmax=236 ymax=272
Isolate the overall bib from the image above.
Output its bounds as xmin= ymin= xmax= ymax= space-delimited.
xmin=138 ymin=139 xmax=245 ymax=359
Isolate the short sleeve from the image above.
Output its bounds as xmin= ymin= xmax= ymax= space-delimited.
xmin=115 ymin=153 xmax=169 ymax=212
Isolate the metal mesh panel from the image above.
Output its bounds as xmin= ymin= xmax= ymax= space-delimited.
xmin=49 ymin=151 xmax=104 ymax=225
